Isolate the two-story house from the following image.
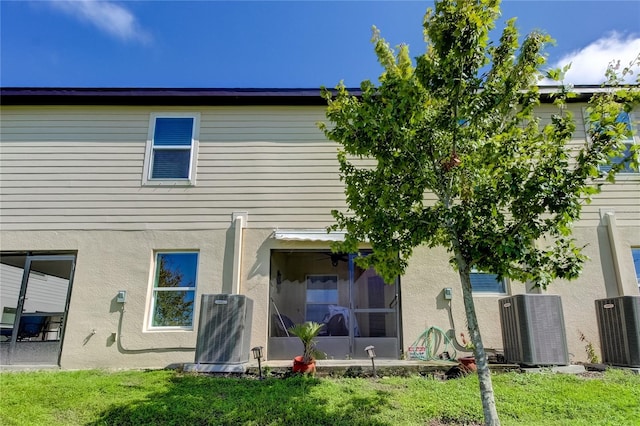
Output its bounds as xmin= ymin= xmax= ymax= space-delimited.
xmin=1 ymin=87 xmax=638 ymax=369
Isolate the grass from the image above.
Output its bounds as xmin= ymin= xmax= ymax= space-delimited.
xmin=1 ymin=369 xmax=639 ymax=425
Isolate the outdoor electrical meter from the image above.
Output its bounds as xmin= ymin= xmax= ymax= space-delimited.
xmin=444 ymin=288 xmax=453 ymax=300
xmin=116 ymin=290 xmax=127 ymax=303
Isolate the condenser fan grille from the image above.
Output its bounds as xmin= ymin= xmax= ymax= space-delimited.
xmin=499 ymin=294 xmax=569 ymax=366
xmin=195 ymin=294 xmax=253 ymax=366
xmin=595 ymin=296 xmax=640 ymax=368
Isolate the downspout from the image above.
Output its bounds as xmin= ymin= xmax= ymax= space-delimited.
xmin=232 ymin=211 xmax=248 ymax=295
xmin=603 ymin=210 xmax=632 ymax=296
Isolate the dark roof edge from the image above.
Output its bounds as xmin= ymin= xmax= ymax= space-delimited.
xmin=0 ymin=85 xmax=619 ymax=106
xmin=0 ymin=87 xmax=345 ymax=106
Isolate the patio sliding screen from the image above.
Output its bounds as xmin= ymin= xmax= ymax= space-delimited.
xmin=268 ymin=250 xmax=399 ymax=360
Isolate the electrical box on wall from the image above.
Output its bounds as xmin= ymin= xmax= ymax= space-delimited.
xmin=444 ymin=288 xmax=453 ymax=300
xmin=116 ymin=291 xmax=127 ymax=303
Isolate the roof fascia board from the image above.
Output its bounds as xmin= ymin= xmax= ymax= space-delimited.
xmin=1 ymin=85 xmax=632 ymax=106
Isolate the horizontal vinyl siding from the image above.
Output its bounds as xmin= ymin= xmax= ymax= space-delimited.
xmin=1 ymin=104 xmax=638 ymax=232
xmin=562 ymin=104 xmax=640 ymax=227
xmin=0 ymin=106 xmax=346 ymax=230
xmin=577 ymin=182 xmax=640 ymax=226
xmin=528 ymin=104 xmax=639 ymax=227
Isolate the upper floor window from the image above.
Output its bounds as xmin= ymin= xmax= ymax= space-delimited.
xmin=143 ymin=114 xmax=200 ymax=186
xmin=595 ymin=111 xmax=638 ymax=174
xmin=470 ymin=269 xmax=507 ymax=295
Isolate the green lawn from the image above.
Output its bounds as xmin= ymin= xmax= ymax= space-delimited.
xmin=1 ymin=369 xmax=638 ymax=425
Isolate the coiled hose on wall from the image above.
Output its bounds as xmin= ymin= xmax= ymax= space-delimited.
xmin=409 ymin=326 xmax=457 ymax=361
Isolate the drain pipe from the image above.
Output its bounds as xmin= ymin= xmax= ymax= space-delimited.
xmin=116 ymin=306 xmax=195 ymax=352
xmin=232 ymin=212 xmax=248 ymax=295
xmin=603 ymin=210 xmax=634 ymax=296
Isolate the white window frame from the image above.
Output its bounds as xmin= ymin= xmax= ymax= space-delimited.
xmin=470 ymin=268 xmax=508 ymax=296
xmin=147 ymin=251 xmax=199 ymax=331
xmin=142 ymin=113 xmax=200 ymax=186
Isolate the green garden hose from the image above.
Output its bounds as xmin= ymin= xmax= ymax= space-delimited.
xmin=409 ymin=326 xmax=457 ymax=361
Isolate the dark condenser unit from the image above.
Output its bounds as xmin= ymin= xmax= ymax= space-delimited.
xmin=195 ymin=294 xmax=254 ymax=372
xmin=499 ymin=294 xmax=569 ymax=366
xmin=595 ymin=296 xmax=640 ymax=368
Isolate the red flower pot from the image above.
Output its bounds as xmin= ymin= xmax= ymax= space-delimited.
xmin=292 ymin=355 xmax=316 ymax=374
xmin=458 ymin=356 xmax=477 ymax=371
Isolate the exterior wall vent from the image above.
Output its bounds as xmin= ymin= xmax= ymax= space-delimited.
xmin=195 ymin=294 xmax=254 ymax=372
xmin=499 ymin=294 xmax=569 ymax=366
xmin=595 ymin=295 xmax=640 ymax=368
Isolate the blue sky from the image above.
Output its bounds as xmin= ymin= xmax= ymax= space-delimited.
xmin=1 ymin=1 xmax=639 ymax=88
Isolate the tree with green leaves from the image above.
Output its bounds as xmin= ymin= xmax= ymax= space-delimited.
xmin=319 ymin=0 xmax=639 ymax=424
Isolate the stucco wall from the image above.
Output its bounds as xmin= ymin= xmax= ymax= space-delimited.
xmin=1 ymin=213 xmax=638 ymax=368
xmin=402 ymin=219 xmax=640 ymax=364
xmin=1 ymin=229 xmax=233 ymax=369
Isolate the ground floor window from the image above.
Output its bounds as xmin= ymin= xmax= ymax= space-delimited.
xmin=632 ymin=248 xmax=640 ymax=293
xmin=470 ymin=268 xmax=507 ymax=294
xmin=306 ymin=275 xmax=338 ymax=323
xmin=149 ymin=251 xmax=198 ymax=329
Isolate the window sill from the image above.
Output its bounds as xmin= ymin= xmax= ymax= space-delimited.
xmin=472 ymin=292 xmax=508 ymax=297
xmin=145 ymin=327 xmax=194 ymax=332
xmin=142 ymin=179 xmax=195 ymax=187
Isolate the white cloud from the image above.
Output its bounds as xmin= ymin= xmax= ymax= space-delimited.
xmin=542 ymin=32 xmax=640 ymax=85
xmin=49 ymin=0 xmax=151 ymax=43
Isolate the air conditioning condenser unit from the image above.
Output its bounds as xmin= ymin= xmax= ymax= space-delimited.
xmin=595 ymin=295 xmax=640 ymax=368
xmin=499 ymin=294 xmax=569 ymax=366
xmin=194 ymin=294 xmax=254 ymax=372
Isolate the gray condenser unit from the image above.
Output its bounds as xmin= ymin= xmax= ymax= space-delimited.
xmin=595 ymin=295 xmax=640 ymax=368
xmin=499 ymin=294 xmax=569 ymax=366
xmin=195 ymin=294 xmax=253 ymax=372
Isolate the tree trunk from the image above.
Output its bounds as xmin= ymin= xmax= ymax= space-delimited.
xmin=456 ymin=255 xmax=501 ymax=426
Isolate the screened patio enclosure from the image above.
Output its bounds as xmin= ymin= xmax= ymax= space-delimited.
xmin=0 ymin=253 xmax=75 ymax=366
xmin=268 ymin=250 xmax=400 ymax=360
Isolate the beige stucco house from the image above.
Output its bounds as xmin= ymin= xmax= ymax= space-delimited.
xmin=0 ymin=87 xmax=638 ymax=370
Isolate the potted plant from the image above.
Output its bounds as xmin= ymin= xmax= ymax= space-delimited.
xmin=289 ymin=321 xmax=324 ymax=374
xmin=458 ymin=333 xmax=477 ymax=371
